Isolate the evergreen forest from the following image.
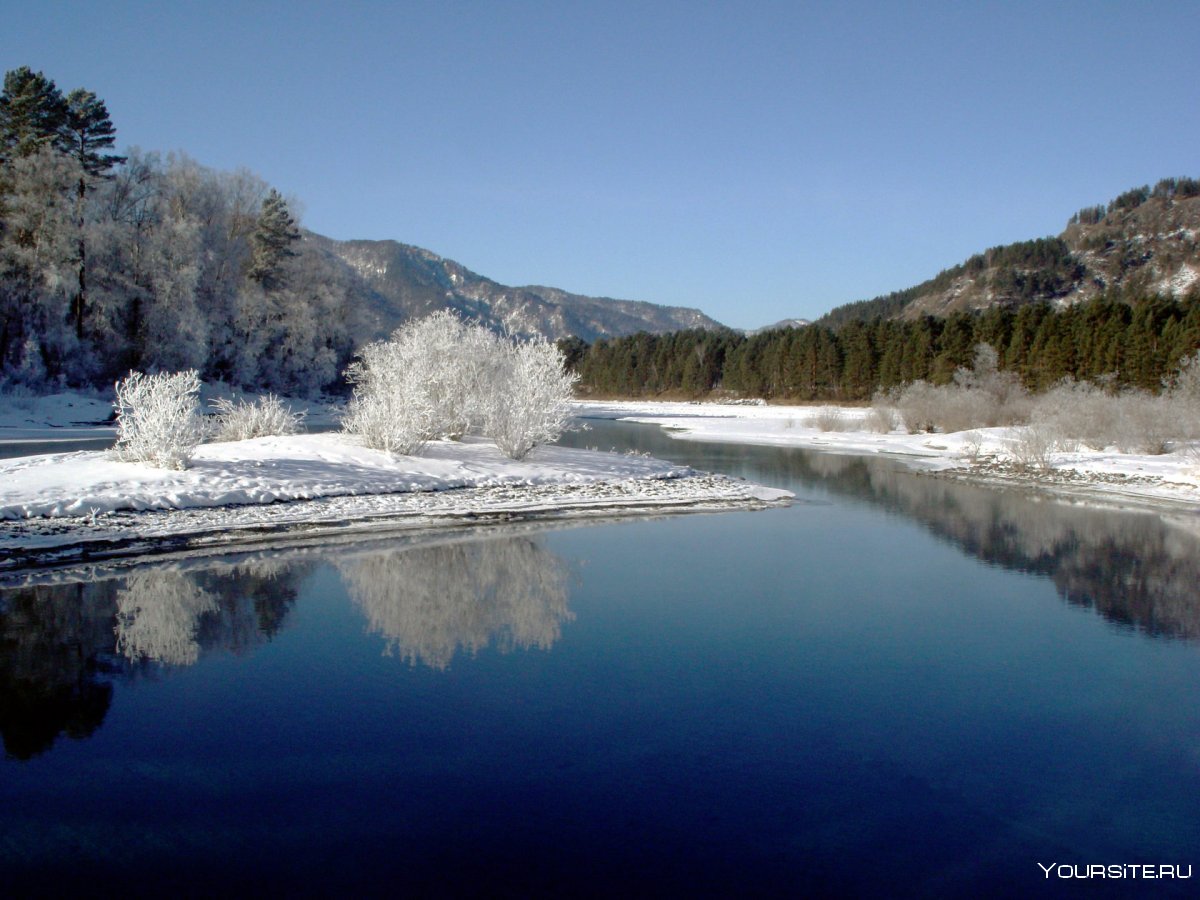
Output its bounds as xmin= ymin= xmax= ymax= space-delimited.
xmin=569 ymin=292 xmax=1200 ymax=401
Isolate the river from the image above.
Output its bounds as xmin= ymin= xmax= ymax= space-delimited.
xmin=1 ymin=418 xmax=1197 ymax=895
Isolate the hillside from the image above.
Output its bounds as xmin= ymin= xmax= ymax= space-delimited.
xmin=820 ymin=178 xmax=1200 ymax=327
xmin=307 ymin=234 xmax=724 ymax=343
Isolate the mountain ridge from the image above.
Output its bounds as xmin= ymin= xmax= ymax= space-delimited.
xmin=304 ymin=233 xmax=725 ymax=343
xmin=818 ymin=178 xmax=1200 ymax=328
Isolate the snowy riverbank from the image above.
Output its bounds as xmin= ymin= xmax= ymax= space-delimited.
xmin=0 ymin=426 xmax=790 ymax=570
xmin=576 ymin=400 xmax=1200 ymax=512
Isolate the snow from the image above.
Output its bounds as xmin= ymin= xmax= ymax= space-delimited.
xmin=0 ymin=431 xmax=791 ymax=521
xmin=0 ymin=391 xmax=115 ymax=442
xmin=0 ymin=394 xmax=791 ymax=567
xmin=577 ymin=401 xmax=1200 ymax=511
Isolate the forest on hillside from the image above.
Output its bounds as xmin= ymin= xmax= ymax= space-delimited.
xmin=569 ymin=292 xmax=1200 ymax=401
xmin=0 ymin=67 xmax=365 ymax=397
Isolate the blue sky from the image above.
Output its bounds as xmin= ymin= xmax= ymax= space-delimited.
xmin=5 ymin=1 xmax=1198 ymax=329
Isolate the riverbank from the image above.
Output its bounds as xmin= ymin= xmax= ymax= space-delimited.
xmin=0 ymin=430 xmax=790 ymax=571
xmin=577 ymin=400 xmax=1200 ymax=512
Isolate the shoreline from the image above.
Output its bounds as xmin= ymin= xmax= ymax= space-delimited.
xmin=0 ymin=429 xmax=791 ymax=573
xmin=0 ymin=473 xmax=789 ymax=577
xmin=576 ymin=400 xmax=1200 ymax=515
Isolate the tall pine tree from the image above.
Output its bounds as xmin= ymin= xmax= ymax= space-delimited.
xmin=0 ymin=67 xmax=67 ymax=162
xmin=247 ymin=189 xmax=300 ymax=290
xmin=63 ymin=89 xmax=124 ymax=340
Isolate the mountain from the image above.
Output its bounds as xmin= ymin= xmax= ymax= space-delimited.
xmin=819 ymin=178 xmax=1200 ymax=328
xmin=747 ymin=318 xmax=811 ymax=334
xmin=305 ymin=234 xmax=725 ymax=343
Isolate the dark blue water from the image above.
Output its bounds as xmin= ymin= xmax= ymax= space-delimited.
xmin=2 ymin=419 xmax=1198 ymax=896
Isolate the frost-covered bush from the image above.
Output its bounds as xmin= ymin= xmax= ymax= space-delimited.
xmin=864 ymin=396 xmax=898 ymax=434
xmin=210 ymin=393 xmax=305 ymax=441
xmin=111 ymin=370 xmax=204 ymax=469
xmin=1032 ymin=351 xmax=1200 ymax=456
xmin=342 ymin=336 xmax=438 ymax=454
xmin=342 ymin=312 xmax=576 ymax=458
xmin=892 ymin=344 xmax=1029 ymax=433
xmin=1007 ymin=423 xmax=1057 ymax=472
xmin=806 ymin=407 xmax=848 ymax=432
xmin=485 ymin=337 xmax=579 ymax=460
xmin=1114 ymin=391 xmax=1177 ymax=454
xmin=1030 ymin=378 xmax=1112 ymax=451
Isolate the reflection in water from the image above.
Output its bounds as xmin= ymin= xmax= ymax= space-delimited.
xmin=725 ymin=441 xmax=1200 ymax=640
xmin=569 ymin=419 xmax=1200 ymax=641
xmin=0 ymin=558 xmax=306 ymax=758
xmin=860 ymin=464 xmax=1200 ymax=640
xmin=115 ymin=571 xmax=218 ymax=665
xmin=0 ymin=580 xmax=122 ymax=760
xmin=338 ymin=536 xmax=573 ymax=669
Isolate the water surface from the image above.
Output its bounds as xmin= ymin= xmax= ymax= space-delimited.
xmin=1 ymin=419 xmax=1197 ymax=896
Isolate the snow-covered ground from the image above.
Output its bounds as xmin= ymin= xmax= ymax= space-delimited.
xmin=0 ymin=392 xmax=790 ymax=568
xmin=577 ymin=400 xmax=1200 ymax=511
xmin=0 ymin=390 xmax=115 ymax=442
xmin=0 ymin=432 xmax=791 ymax=521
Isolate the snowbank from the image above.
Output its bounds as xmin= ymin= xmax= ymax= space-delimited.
xmin=0 ymin=390 xmax=115 ymax=441
xmin=0 ymin=431 xmax=791 ymax=521
xmin=0 ymin=430 xmax=790 ymax=570
xmin=577 ymin=400 xmax=1200 ymax=510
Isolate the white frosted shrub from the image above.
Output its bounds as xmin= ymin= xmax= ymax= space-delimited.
xmin=805 ymin=407 xmax=848 ymax=432
xmin=1114 ymin=390 xmax=1176 ymax=454
xmin=211 ymin=393 xmax=305 ymax=441
xmin=342 ymin=337 xmax=437 ymax=454
xmin=112 ymin=370 xmax=204 ymax=469
xmin=1007 ymin=422 xmax=1057 ymax=472
xmin=894 ymin=380 xmax=942 ymax=433
xmin=486 ymin=338 xmax=579 ymax=460
xmin=1033 ymin=351 xmax=1200 ymax=456
xmin=865 ymin=396 xmax=898 ymax=434
xmin=1031 ymin=379 xmax=1118 ymax=451
xmin=344 ymin=313 xmax=577 ymax=459
xmin=893 ymin=344 xmax=1030 ymax=433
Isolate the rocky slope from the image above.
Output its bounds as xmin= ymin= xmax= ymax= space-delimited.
xmin=820 ymin=179 xmax=1200 ymax=326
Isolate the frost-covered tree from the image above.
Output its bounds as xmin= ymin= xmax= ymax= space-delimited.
xmin=0 ymin=146 xmax=82 ymax=379
xmin=342 ymin=332 xmax=439 ymax=454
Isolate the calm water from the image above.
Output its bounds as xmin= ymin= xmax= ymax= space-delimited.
xmin=2 ymin=419 xmax=1198 ymax=896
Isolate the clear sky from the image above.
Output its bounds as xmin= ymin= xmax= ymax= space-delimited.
xmin=4 ymin=0 xmax=1198 ymax=329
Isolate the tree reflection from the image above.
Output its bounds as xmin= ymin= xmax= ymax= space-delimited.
xmin=0 ymin=580 xmax=123 ymax=759
xmin=809 ymin=454 xmax=1200 ymax=641
xmin=0 ymin=557 xmax=306 ymax=759
xmin=337 ymin=536 xmax=573 ymax=669
xmin=115 ymin=570 xmax=219 ymax=665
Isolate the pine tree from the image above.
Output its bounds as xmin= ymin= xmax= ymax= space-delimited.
xmin=247 ymin=189 xmax=300 ymax=290
xmin=62 ymin=89 xmax=124 ymax=340
xmin=0 ymin=67 xmax=67 ymax=162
